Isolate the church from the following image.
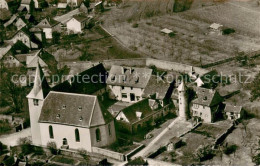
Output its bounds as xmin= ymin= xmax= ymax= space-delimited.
xmin=26 ymin=63 xmax=116 ymax=151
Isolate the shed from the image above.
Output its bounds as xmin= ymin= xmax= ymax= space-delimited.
xmin=167 ymin=137 xmax=182 ymax=151
xmin=161 ymin=28 xmax=173 ymax=34
xmin=224 ymin=104 xmax=243 ymax=120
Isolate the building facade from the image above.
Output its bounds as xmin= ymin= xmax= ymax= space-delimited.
xmin=107 ymin=65 xmax=152 ymax=103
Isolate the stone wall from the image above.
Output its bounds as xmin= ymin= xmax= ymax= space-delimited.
xmin=92 ymin=147 xmax=126 ymax=161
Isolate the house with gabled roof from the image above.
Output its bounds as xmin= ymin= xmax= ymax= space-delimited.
xmin=107 ymin=65 xmax=152 ymax=103
xmin=27 ymin=64 xmax=116 ymax=151
xmin=224 ymin=104 xmax=244 ymax=120
xmin=15 ymin=17 xmax=27 ymax=30
xmin=190 ymin=87 xmax=223 ymax=123
xmin=115 ymin=97 xmax=173 ymax=133
xmin=66 ymin=15 xmax=89 ymax=33
xmin=35 ymin=17 xmax=61 ymax=39
xmin=8 ymin=28 xmax=40 ymax=49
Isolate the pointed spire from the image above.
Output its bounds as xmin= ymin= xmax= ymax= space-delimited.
xmin=178 ymin=79 xmax=186 ymax=92
xmin=27 ymin=62 xmax=50 ymax=100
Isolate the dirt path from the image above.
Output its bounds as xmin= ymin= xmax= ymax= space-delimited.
xmin=0 ymin=128 xmax=31 ymax=148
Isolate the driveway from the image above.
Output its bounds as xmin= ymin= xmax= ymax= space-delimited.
xmin=0 ymin=128 xmax=31 ymax=147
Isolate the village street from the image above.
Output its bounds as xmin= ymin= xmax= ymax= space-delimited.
xmin=132 ymin=117 xmax=193 ymax=159
xmin=0 ymin=128 xmax=31 ymax=148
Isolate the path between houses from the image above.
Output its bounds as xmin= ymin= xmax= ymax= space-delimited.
xmin=131 ymin=117 xmax=192 ymax=159
xmin=0 ymin=128 xmax=31 ymax=148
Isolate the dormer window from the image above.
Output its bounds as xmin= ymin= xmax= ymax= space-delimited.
xmin=203 ymin=96 xmax=207 ymax=100
xmin=33 ymin=99 xmax=39 ymax=106
xmin=56 ymin=114 xmax=60 ymax=119
xmin=62 ymin=105 xmax=66 ymax=109
xmin=78 ymin=106 xmax=82 ymax=111
xmin=79 ymin=117 xmax=83 ymax=121
xmin=135 ymin=77 xmax=139 ymax=83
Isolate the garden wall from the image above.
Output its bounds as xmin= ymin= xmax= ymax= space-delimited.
xmin=61 ymin=58 xmax=209 ymax=76
xmin=92 ymin=147 xmax=126 ymax=161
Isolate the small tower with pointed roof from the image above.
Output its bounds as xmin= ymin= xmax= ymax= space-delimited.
xmin=178 ymin=79 xmax=188 ymax=120
xmin=26 ymin=62 xmax=50 ymax=145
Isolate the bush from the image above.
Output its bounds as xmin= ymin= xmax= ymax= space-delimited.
xmin=222 ymin=28 xmax=235 ymax=35
xmin=3 ymin=156 xmax=15 ymax=166
xmin=78 ymin=148 xmax=89 ymax=162
xmin=253 ymin=153 xmax=260 ymax=165
xmin=224 ymin=144 xmax=238 ymax=155
xmin=196 ymin=145 xmax=215 ymax=162
xmin=132 ymin=23 xmax=139 ymax=28
xmin=168 ymin=32 xmax=176 ymax=38
xmin=0 ymin=141 xmax=8 ymax=155
xmin=0 ymin=120 xmax=12 ymax=135
xmin=17 ymin=137 xmax=33 ymax=155
xmin=126 ymin=157 xmax=148 ymax=166
xmin=47 ymin=141 xmax=58 ymax=155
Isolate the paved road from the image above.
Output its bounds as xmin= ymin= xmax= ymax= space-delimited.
xmin=132 ymin=118 xmax=192 ymax=158
xmin=0 ymin=128 xmax=31 ymax=147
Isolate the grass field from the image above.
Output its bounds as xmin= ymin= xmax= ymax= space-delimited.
xmin=101 ymin=0 xmax=260 ymax=66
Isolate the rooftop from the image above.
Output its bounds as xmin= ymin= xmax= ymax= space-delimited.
xmin=107 ymin=65 xmax=152 ymax=88
xmin=192 ymin=87 xmax=223 ymax=107
xmin=39 ymin=91 xmax=114 ymax=128
xmin=224 ymin=104 xmax=242 ymax=113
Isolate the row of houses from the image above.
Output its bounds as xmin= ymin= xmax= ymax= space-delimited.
xmin=26 ymin=62 xmax=244 ymax=154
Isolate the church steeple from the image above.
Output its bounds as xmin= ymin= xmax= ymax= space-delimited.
xmin=27 ymin=62 xmax=50 ymax=100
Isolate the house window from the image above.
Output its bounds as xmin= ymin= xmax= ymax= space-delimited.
xmin=122 ymin=86 xmax=125 ymax=90
xmin=108 ymin=124 xmax=111 ymax=136
xmin=136 ymin=96 xmax=140 ymax=101
xmin=122 ymin=93 xmax=127 ymax=98
xmin=131 ymin=87 xmax=133 ymax=90
xmin=96 ymin=128 xmax=101 ymax=142
xmin=33 ymin=99 xmax=39 ymax=106
xmin=75 ymin=128 xmax=80 ymax=142
xmin=49 ymin=125 xmax=54 ymax=139
xmin=200 ymin=112 xmax=202 ymax=116
xmin=62 ymin=105 xmax=66 ymax=109
xmin=194 ymin=111 xmax=197 ymax=115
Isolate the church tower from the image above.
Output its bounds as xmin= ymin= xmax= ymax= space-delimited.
xmin=178 ymin=79 xmax=188 ymax=120
xmin=26 ymin=63 xmax=50 ymax=145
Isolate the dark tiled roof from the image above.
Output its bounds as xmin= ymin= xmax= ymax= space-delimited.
xmin=107 ymin=65 xmax=152 ymax=88
xmin=52 ymin=63 xmax=107 ymax=95
xmin=224 ymin=104 xmax=242 ymax=113
xmin=143 ymin=76 xmax=174 ymax=100
xmin=192 ymin=87 xmax=223 ymax=107
xmin=72 ymin=15 xmax=88 ymax=23
xmin=14 ymin=54 xmax=27 ymax=64
xmin=39 ymin=91 xmax=114 ymax=128
xmin=35 ymin=18 xmax=59 ymax=28
xmin=119 ymin=98 xmax=159 ymax=124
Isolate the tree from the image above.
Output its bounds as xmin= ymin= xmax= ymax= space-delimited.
xmin=29 ymin=0 xmax=35 ymax=14
xmin=52 ymin=32 xmax=60 ymax=44
xmin=0 ymin=67 xmax=27 ymax=113
xmin=195 ymin=145 xmax=215 ymax=162
xmin=0 ymin=141 xmax=8 ymax=155
xmin=47 ymin=141 xmax=58 ymax=155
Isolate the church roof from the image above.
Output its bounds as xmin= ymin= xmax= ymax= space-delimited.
xmin=26 ymin=63 xmax=50 ymax=99
xmin=52 ymin=63 xmax=107 ymax=95
xmin=39 ymin=91 xmax=114 ymax=128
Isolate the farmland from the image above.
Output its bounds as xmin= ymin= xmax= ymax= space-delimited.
xmin=101 ymin=0 xmax=260 ymax=66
